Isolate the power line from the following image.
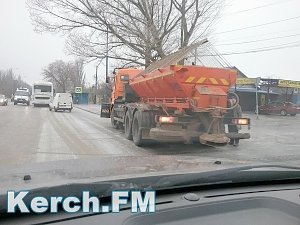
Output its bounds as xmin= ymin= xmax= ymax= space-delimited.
xmin=224 ymin=0 xmax=295 ymax=16
xmin=213 ymin=15 xmax=300 ymax=35
xmin=202 ymin=42 xmax=300 ymax=56
xmin=212 ymin=27 xmax=300 ymax=43
xmin=222 ymin=43 xmax=300 ymax=55
xmin=215 ymin=33 xmax=300 ymax=46
xmin=235 ymin=40 xmax=300 ymax=51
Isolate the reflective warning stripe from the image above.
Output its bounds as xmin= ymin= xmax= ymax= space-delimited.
xmin=185 ymin=76 xmax=195 ymax=83
xmin=184 ymin=76 xmax=230 ymax=86
xmin=209 ymin=78 xmax=218 ymax=85
xmin=220 ymin=78 xmax=229 ymax=85
xmin=196 ymin=77 xmax=206 ymax=84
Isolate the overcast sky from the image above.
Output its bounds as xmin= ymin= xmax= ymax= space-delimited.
xmin=0 ymin=0 xmax=300 ymax=85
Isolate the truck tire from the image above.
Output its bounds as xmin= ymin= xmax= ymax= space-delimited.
xmin=54 ymin=107 xmax=58 ymax=112
xmin=132 ymin=111 xmax=144 ymax=146
xmin=14 ymin=101 xmax=17 ymax=105
xmin=124 ymin=112 xmax=133 ymax=140
xmin=110 ymin=108 xmax=119 ymax=129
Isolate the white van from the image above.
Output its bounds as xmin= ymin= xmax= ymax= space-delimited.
xmin=49 ymin=93 xmax=73 ymax=112
xmin=14 ymin=88 xmax=30 ymax=106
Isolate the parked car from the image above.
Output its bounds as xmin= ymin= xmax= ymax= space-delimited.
xmin=258 ymin=101 xmax=299 ymax=116
xmin=49 ymin=93 xmax=73 ymax=112
xmin=0 ymin=95 xmax=8 ymax=106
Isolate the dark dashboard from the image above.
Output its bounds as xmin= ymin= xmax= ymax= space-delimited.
xmin=2 ymin=183 xmax=300 ymax=225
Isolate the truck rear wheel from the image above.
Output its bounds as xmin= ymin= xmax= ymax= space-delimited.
xmin=110 ymin=108 xmax=120 ymax=129
xmin=124 ymin=112 xmax=133 ymax=140
xmin=132 ymin=111 xmax=144 ymax=146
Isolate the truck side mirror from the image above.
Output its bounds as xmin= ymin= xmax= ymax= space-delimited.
xmin=120 ymin=75 xmax=129 ymax=82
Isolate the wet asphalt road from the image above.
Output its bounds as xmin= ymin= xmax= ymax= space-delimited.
xmin=1 ymin=102 xmax=300 ymax=167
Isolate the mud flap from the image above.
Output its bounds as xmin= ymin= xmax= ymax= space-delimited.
xmin=100 ymin=103 xmax=111 ymax=118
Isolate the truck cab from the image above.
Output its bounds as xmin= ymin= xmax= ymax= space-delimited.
xmin=111 ymin=68 xmax=144 ymax=104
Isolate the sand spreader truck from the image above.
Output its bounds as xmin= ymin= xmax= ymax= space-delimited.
xmin=101 ymin=41 xmax=250 ymax=146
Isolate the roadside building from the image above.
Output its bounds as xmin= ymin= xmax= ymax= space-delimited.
xmin=260 ymin=80 xmax=300 ymax=105
xmin=230 ymin=67 xmax=279 ymax=112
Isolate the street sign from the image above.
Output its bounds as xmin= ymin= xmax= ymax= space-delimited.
xmin=236 ymin=78 xmax=255 ymax=85
xmin=278 ymin=79 xmax=300 ymax=88
xmin=255 ymin=77 xmax=261 ymax=87
xmin=75 ymin=86 xmax=82 ymax=93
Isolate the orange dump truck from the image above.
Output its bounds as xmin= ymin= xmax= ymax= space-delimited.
xmin=101 ymin=64 xmax=250 ymax=146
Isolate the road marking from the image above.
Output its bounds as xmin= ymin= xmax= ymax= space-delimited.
xmin=36 ymin=111 xmax=77 ymax=163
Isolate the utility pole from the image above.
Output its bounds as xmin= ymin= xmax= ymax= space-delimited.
xmin=180 ymin=0 xmax=185 ymax=48
xmin=94 ymin=63 xmax=100 ymax=104
xmin=11 ymin=72 xmax=13 ymax=97
xmin=105 ymin=25 xmax=109 ymax=83
xmin=102 ymin=25 xmax=109 ymax=103
xmin=255 ymin=77 xmax=261 ymax=119
xmin=178 ymin=0 xmax=186 ymax=65
xmin=95 ymin=64 xmax=98 ymax=89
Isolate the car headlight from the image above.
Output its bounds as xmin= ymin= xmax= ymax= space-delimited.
xmin=0 ymin=99 xmax=3 ymax=102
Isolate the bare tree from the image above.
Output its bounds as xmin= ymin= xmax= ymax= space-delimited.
xmin=174 ymin=0 xmax=220 ymax=48
xmin=42 ymin=59 xmax=85 ymax=92
xmin=0 ymin=69 xmax=31 ymax=97
xmin=28 ymin=0 xmax=223 ymax=67
xmin=70 ymin=58 xmax=86 ymax=88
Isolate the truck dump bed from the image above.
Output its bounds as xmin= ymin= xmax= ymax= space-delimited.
xmin=130 ymin=65 xmax=237 ymax=110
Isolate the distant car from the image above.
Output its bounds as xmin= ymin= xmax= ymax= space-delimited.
xmin=49 ymin=93 xmax=73 ymax=112
xmin=14 ymin=90 xmax=30 ymax=106
xmin=0 ymin=95 xmax=8 ymax=106
xmin=258 ymin=101 xmax=299 ymax=116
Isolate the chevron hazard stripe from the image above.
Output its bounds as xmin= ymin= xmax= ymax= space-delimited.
xmin=184 ymin=76 xmax=230 ymax=85
xmin=185 ymin=76 xmax=195 ymax=83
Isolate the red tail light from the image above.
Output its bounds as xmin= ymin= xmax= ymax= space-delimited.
xmin=159 ymin=116 xmax=176 ymax=123
xmin=232 ymin=118 xmax=249 ymax=125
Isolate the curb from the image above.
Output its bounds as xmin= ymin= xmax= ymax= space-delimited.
xmin=73 ymin=105 xmax=100 ymax=115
